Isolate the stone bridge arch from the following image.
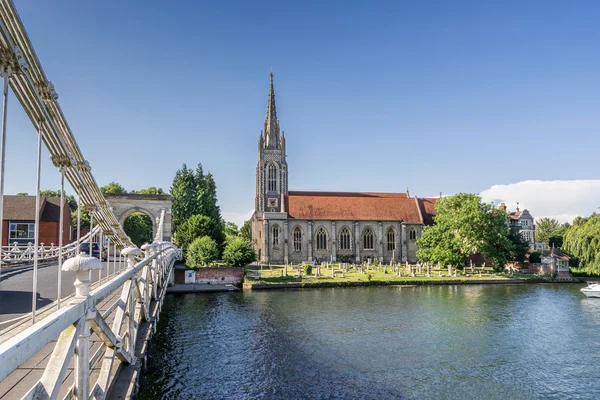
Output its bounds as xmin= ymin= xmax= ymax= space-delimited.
xmin=104 ymin=194 xmax=172 ymax=242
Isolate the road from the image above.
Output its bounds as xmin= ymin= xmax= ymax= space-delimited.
xmin=0 ymin=257 xmax=126 ymax=326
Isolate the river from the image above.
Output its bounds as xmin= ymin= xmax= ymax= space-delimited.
xmin=139 ymin=284 xmax=600 ymax=400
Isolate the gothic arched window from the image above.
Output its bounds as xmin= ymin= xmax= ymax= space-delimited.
xmin=272 ymin=225 xmax=279 ymax=247
xmin=293 ymin=227 xmax=302 ymax=252
xmin=268 ymin=163 xmax=277 ymax=192
xmin=387 ymin=228 xmax=396 ymax=251
xmin=339 ymin=227 xmax=351 ymax=250
xmin=409 ymin=227 xmax=417 ymax=241
xmin=363 ymin=228 xmax=374 ymax=250
xmin=316 ymin=228 xmax=327 ymax=251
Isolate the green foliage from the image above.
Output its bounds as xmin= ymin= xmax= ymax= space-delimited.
xmin=508 ymin=230 xmax=529 ymax=263
xmin=186 ymin=236 xmax=219 ymax=267
xmin=240 ymin=219 xmax=251 ymax=241
xmin=535 ymin=217 xmax=561 ymax=246
xmin=130 ymin=187 xmax=165 ymax=194
xmin=529 ymin=251 xmax=542 ymax=263
xmin=549 ymin=223 xmax=570 ymax=249
xmin=222 ymin=236 xmax=256 ymax=267
xmin=100 ymin=182 xmax=127 ymax=195
xmin=563 ymin=213 xmax=600 ymax=273
xmin=366 ymin=273 xmax=373 ymax=281
xmin=39 ymin=189 xmax=78 ymax=211
xmin=224 ymin=222 xmax=239 ymax=238
xmin=373 ymin=257 xmax=379 ymax=266
xmin=417 ymin=193 xmax=513 ymax=269
xmin=171 ymin=164 xmax=197 ymax=232
xmin=16 ymin=192 xmax=28 ymax=196
xmin=176 ymin=214 xmax=225 ymax=255
xmin=200 ymin=173 xmax=222 ymax=225
xmin=303 ymin=263 xmax=313 ymax=275
xmin=123 ymin=212 xmax=153 ymax=247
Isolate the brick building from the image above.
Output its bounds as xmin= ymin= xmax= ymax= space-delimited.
xmin=1 ymin=195 xmax=72 ymax=246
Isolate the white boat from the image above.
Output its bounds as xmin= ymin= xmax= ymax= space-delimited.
xmin=581 ymin=282 xmax=600 ymax=298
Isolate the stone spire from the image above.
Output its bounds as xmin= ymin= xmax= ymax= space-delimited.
xmin=264 ymin=72 xmax=280 ymax=149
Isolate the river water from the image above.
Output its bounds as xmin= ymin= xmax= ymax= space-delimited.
xmin=139 ymin=284 xmax=600 ymax=400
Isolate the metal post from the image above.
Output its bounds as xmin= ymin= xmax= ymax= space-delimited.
xmin=32 ymin=120 xmax=42 ymax=324
xmin=107 ymin=235 xmax=111 ymax=279
xmin=0 ymin=71 xmax=10 ymax=280
xmin=57 ymin=167 xmax=65 ymax=309
xmin=88 ymin=212 xmax=93 ymax=257
xmin=76 ymin=195 xmax=81 ymax=253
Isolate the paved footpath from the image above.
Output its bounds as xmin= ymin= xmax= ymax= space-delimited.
xmin=0 ymin=257 xmax=126 ymax=327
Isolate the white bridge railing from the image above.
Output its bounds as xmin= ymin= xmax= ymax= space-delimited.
xmin=0 ymin=226 xmax=101 ymax=267
xmin=0 ymin=241 xmax=181 ymax=400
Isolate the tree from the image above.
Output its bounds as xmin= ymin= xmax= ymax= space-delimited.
xmin=101 ymin=182 xmax=127 ymax=195
xmin=508 ymin=230 xmax=529 ymax=263
xmin=535 ymin=217 xmax=561 ymax=246
xmin=563 ymin=213 xmax=600 ymax=273
xmin=130 ymin=187 xmax=165 ymax=194
xmin=16 ymin=192 xmax=28 ymax=196
xmin=549 ymin=223 xmax=570 ymax=249
xmin=176 ymin=214 xmax=225 ymax=255
xmin=170 ymin=164 xmax=197 ymax=232
xmin=240 ymin=219 xmax=251 ymax=241
xmin=222 ymin=236 xmax=256 ymax=267
xmin=123 ymin=212 xmax=153 ymax=247
xmin=224 ymin=222 xmax=239 ymax=238
xmin=186 ymin=236 xmax=219 ymax=267
xmin=201 ymin=173 xmax=222 ymax=225
xmin=416 ymin=193 xmax=513 ymax=270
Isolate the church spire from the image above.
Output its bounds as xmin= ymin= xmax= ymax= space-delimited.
xmin=264 ymin=72 xmax=280 ymax=149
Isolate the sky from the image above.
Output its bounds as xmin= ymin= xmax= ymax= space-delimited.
xmin=3 ymin=0 xmax=599 ymax=226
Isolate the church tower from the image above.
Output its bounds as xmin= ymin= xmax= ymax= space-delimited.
xmin=255 ymin=73 xmax=288 ymax=213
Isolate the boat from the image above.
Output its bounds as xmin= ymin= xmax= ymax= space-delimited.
xmin=580 ymin=282 xmax=600 ymax=298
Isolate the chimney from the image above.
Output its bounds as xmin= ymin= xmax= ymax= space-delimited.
xmin=406 ymin=187 xmax=410 ymax=198
xmin=499 ymin=202 xmax=507 ymax=211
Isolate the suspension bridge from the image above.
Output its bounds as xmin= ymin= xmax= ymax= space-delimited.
xmin=0 ymin=1 xmax=181 ymax=399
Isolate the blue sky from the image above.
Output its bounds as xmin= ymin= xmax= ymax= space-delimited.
xmin=4 ymin=0 xmax=600 ymax=225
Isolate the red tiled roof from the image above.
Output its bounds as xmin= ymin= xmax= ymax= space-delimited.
xmin=418 ymin=197 xmax=438 ymax=226
xmin=286 ymin=191 xmax=427 ymax=223
xmin=509 ymin=211 xmax=522 ymax=220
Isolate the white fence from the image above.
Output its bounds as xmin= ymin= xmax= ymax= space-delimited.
xmin=0 ymin=241 xmax=181 ymax=400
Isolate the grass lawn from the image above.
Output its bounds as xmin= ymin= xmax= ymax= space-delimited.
xmin=244 ymin=264 xmax=548 ymax=285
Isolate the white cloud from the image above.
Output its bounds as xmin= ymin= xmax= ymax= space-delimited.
xmin=222 ymin=210 xmax=253 ymax=227
xmin=479 ymin=180 xmax=600 ymax=223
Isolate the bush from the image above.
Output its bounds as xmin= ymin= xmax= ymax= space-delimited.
xmin=186 ymin=236 xmax=219 ymax=267
xmin=177 ymin=214 xmax=225 ymax=256
xmin=303 ymin=264 xmax=313 ymax=275
xmin=373 ymin=258 xmax=379 ymax=266
xmin=222 ymin=236 xmax=256 ymax=267
xmin=366 ymin=273 xmax=372 ymax=281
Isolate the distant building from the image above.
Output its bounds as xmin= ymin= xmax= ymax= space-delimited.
xmin=1 ymin=195 xmax=72 ymax=246
xmin=499 ymin=202 xmax=536 ymax=248
xmin=541 ymin=245 xmax=570 ymax=270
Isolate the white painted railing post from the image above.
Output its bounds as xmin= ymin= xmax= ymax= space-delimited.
xmin=62 ymin=253 xmax=102 ymax=400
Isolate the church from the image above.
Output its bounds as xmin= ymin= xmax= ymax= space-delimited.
xmin=251 ymin=74 xmax=438 ymax=265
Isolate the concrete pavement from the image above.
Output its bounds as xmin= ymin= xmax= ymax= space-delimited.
xmin=0 ymin=257 xmax=127 ymax=326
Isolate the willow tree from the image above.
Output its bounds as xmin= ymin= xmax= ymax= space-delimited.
xmin=417 ymin=193 xmax=513 ymax=270
xmin=563 ymin=213 xmax=600 ymax=273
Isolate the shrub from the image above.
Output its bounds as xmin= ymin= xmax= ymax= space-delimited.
xmin=176 ymin=214 xmax=225 ymax=256
xmin=303 ymin=264 xmax=313 ymax=275
xmin=373 ymin=258 xmax=379 ymax=266
xmin=222 ymin=236 xmax=256 ymax=267
xmin=186 ymin=236 xmax=219 ymax=267
xmin=366 ymin=273 xmax=372 ymax=281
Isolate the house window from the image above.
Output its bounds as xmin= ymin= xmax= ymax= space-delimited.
xmin=293 ymin=227 xmax=302 ymax=252
xmin=363 ymin=228 xmax=374 ymax=250
xmin=409 ymin=228 xmax=416 ymax=241
xmin=268 ymin=163 xmax=277 ymax=192
xmin=9 ymin=222 xmax=35 ymax=240
xmin=315 ymin=228 xmax=327 ymax=251
xmin=387 ymin=228 xmax=396 ymax=251
xmin=339 ymin=228 xmax=351 ymax=250
xmin=272 ymin=225 xmax=279 ymax=247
